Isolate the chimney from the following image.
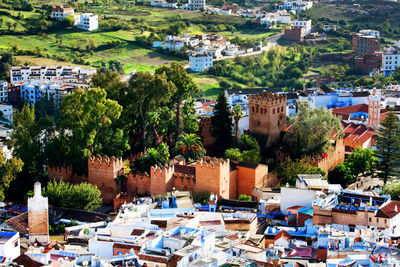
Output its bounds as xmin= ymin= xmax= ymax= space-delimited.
xmin=395 ymin=205 xmax=398 ymax=213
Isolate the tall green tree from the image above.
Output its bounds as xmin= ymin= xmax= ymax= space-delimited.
xmin=211 ymin=93 xmax=233 ymax=156
xmin=0 ymin=154 xmax=23 ymax=201
xmin=232 ymin=104 xmax=243 ymax=144
xmin=375 ymin=112 xmax=400 ymax=183
xmin=58 ymin=88 xmax=129 ymax=174
xmin=134 ymin=143 xmax=170 ymax=174
xmin=328 ymin=163 xmax=353 ymax=187
xmin=9 ymin=105 xmax=43 ymax=198
xmin=155 ymin=62 xmax=198 ymax=143
xmin=182 ymin=97 xmax=199 ymax=134
xmin=122 ymin=72 xmax=175 ymax=151
xmin=383 ymin=182 xmax=400 ymax=201
xmin=90 ymin=72 xmax=127 ymax=102
xmin=277 ymin=157 xmax=326 ymax=185
xmin=345 ymin=148 xmax=377 ymax=177
xmin=174 ymin=133 xmax=205 ymax=161
xmin=284 ymin=102 xmax=342 ymax=157
xmin=44 ymin=180 xmax=102 ymax=211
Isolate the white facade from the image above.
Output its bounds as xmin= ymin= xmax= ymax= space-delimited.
xmin=0 ymin=232 xmax=20 ymax=261
xmin=359 ymin=29 xmax=380 ymax=38
xmin=0 ymin=81 xmax=7 ymax=103
xmin=0 ymin=105 xmax=13 ymax=122
xmin=274 ymin=11 xmax=292 ymax=24
xmin=51 ymin=5 xmax=74 ymax=21
xmin=183 ymin=0 xmax=206 ymax=10
xmin=260 ymin=16 xmax=277 ymax=29
xmin=294 ymin=19 xmax=312 ymax=34
xmin=280 ymin=187 xmax=316 ymax=215
xmin=151 ymin=0 xmax=178 ymax=8
xmin=383 ymin=47 xmax=400 ymax=76
xmin=10 ymin=66 xmax=96 ymax=83
xmin=277 ymin=0 xmax=313 ymax=12
xmin=28 ymin=182 xmax=49 ymax=245
xmin=75 ymin=13 xmax=98 ymax=31
xmin=274 ymin=236 xmax=290 ymax=248
xmin=323 ymin=24 xmax=338 ymax=32
xmin=189 ymin=54 xmax=213 ymax=72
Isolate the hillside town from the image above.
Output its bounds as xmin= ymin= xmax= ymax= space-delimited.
xmin=0 ymin=0 xmax=400 ymax=266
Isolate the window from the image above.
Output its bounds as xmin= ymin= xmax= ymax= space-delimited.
xmin=369 ymin=217 xmax=371 ymax=222
xmin=272 ymin=108 xmax=275 ymax=114
xmin=281 ymin=107 xmax=284 ymax=112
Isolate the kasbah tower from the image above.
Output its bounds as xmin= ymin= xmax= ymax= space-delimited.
xmin=249 ymin=92 xmax=287 ymax=146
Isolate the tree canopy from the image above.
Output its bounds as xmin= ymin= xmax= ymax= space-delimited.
xmin=284 ymin=103 xmax=342 ymax=157
xmin=277 ymin=157 xmax=326 ymax=185
xmin=375 ymin=112 xmax=400 ymax=183
xmin=211 ymin=93 xmax=233 ymax=156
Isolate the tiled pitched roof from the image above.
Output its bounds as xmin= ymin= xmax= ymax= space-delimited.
xmin=4 ymin=212 xmax=28 ymax=234
xmin=332 ymin=104 xmax=369 ymax=120
xmin=342 ymin=122 xmax=377 ymax=145
xmin=376 ymin=200 xmax=400 ymax=218
xmin=274 ymin=230 xmax=291 ymax=242
xmin=13 ymin=254 xmax=44 ymax=267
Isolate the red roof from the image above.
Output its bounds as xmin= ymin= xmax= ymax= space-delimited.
xmin=287 ymin=206 xmax=304 ymax=210
xmin=332 ymin=104 xmax=368 ymax=120
xmin=274 ymin=230 xmax=291 ymax=242
xmin=342 ymin=122 xmax=377 ymax=145
xmin=376 ymin=200 xmax=400 ymax=218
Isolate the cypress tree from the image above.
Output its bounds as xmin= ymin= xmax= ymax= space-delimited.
xmin=375 ymin=112 xmax=400 ymax=183
xmin=211 ymin=93 xmax=233 ymax=156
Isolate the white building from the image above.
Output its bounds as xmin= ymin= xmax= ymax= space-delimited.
xmin=28 ymin=182 xmax=49 ymax=245
xmin=189 ymin=54 xmax=213 ymax=72
xmin=280 ymin=187 xmax=316 ymax=215
xmin=323 ymin=24 xmax=338 ymax=32
xmin=10 ymin=66 xmax=96 ymax=83
xmin=260 ymin=15 xmax=277 ymax=29
xmin=51 ymin=5 xmax=74 ymax=21
xmin=0 ymin=81 xmax=7 ymax=103
xmin=383 ymin=46 xmax=400 ymax=77
xmin=163 ymin=34 xmax=200 ymax=51
xmin=359 ymin=29 xmax=380 ymax=38
xmin=274 ymin=10 xmax=292 ymax=24
xmin=75 ymin=13 xmax=98 ymax=31
xmin=0 ymin=232 xmax=20 ymax=261
xmin=294 ymin=19 xmax=312 ymax=34
xmin=187 ymin=0 xmax=206 ymax=10
xmin=0 ymin=105 xmax=13 ymax=123
xmin=151 ymin=0 xmax=178 ymax=8
xmin=277 ymin=0 xmax=313 ymax=12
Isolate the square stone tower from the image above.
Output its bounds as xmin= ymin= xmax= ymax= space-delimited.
xmin=249 ymin=92 xmax=287 ymax=146
xmin=28 ymin=182 xmax=49 ymax=245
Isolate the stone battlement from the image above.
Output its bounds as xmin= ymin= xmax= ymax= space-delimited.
xmin=249 ymin=92 xmax=287 ymax=105
xmin=195 ymin=156 xmax=230 ymax=169
xmin=89 ymin=154 xmax=123 ymax=167
xmin=150 ymin=164 xmax=174 ymax=176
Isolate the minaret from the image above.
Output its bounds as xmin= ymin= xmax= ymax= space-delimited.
xmin=368 ymin=95 xmax=380 ymax=129
xmin=28 ymin=182 xmax=49 ymax=245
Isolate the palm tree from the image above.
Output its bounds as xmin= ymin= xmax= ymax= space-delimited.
xmin=175 ymin=133 xmax=205 ymax=161
xmin=232 ymin=104 xmax=243 ymax=144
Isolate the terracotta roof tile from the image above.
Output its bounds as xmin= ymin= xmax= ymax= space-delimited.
xmin=274 ymin=230 xmax=291 ymax=242
xmin=376 ymin=200 xmax=400 ymax=218
xmin=4 ymin=212 xmax=28 ymax=235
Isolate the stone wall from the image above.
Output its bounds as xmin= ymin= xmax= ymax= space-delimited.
xmin=88 ymin=155 xmax=123 ymax=204
xmin=249 ymin=93 xmax=287 ymax=146
xmin=195 ymin=157 xmax=230 ymax=198
xmin=309 ymin=138 xmax=345 ymax=174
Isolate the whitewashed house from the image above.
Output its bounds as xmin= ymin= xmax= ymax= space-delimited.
xmin=0 ymin=81 xmax=7 ymax=103
xmin=277 ymin=0 xmax=313 ymax=12
xmin=0 ymin=232 xmax=20 ymax=261
xmin=294 ymin=19 xmax=312 ymax=34
xmin=383 ymin=46 xmax=400 ymax=76
xmin=359 ymin=29 xmax=380 ymax=38
xmin=75 ymin=13 xmax=98 ymax=31
xmin=51 ymin=5 xmax=74 ymax=21
xmin=189 ymin=54 xmax=213 ymax=72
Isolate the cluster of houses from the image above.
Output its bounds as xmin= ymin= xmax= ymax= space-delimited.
xmin=2 ymin=171 xmax=400 ymax=266
xmin=151 ymin=0 xmax=206 ymax=10
xmin=51 ymin=5 xmax=99 ymax=31
xmin=162 ymin=33 xmax=263 ymax=72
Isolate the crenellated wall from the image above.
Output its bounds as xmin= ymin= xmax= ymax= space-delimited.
xmin=88 ymin=155 xmax=123 ymax=204
xmin=194 ymin=157 xmax=231 ymax=199
xmin=309 ymin=138 xmax=345 ymax=174
xmin=150 ymin=165 xmax=175 ymax=196
xmin=249 ymin=92 xmax=287 ymax=146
